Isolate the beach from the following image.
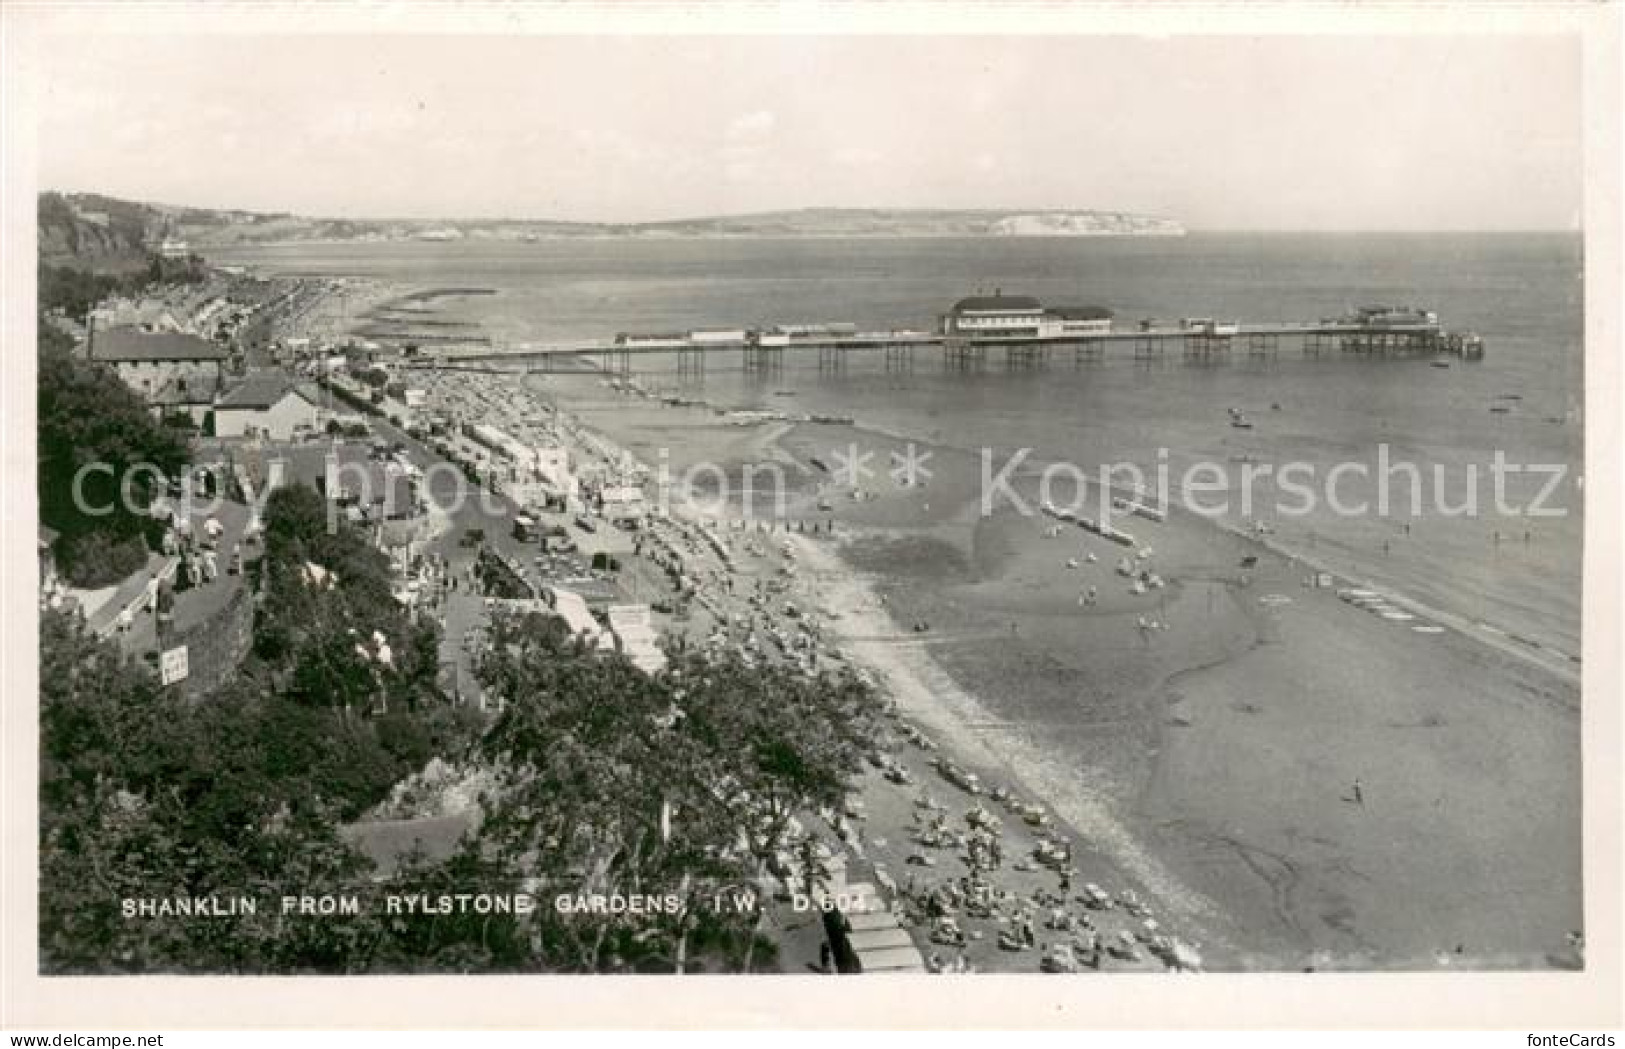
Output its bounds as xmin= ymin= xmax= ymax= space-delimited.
xmin=526 ymin=368 xmax=1583 ymax=969
xmin=224 ymin=230 xmax=1586 ymax=970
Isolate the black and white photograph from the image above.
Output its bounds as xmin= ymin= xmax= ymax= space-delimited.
xmin=2 ymin=1 xmax=1620 ymax=1035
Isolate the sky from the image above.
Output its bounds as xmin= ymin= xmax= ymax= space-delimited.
xmin=33 ymin=33 xmax=1584 ymax=230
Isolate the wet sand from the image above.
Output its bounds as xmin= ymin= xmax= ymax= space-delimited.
xmin=537 ymin=372 xmax=1583 ymax=969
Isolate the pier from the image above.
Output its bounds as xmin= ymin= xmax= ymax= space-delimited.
xmin=419 ymin=316 xmax=1483 ymax=376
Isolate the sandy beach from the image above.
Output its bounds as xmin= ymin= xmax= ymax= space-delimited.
xmin=225 ymin=254 xmax=1585 ymax=971
xmin=532 ymin=368 xmax=1582 ymax=970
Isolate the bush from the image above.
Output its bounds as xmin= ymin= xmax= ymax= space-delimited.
xmin=58 ymin=530 xmax=150 ymax=589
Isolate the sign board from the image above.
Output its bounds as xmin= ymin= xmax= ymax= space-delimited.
xmin=159 ymin=645 xmax=190 ymax=686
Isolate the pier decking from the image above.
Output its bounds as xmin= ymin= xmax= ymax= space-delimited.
xmin=414 ymin=318 xmax=1483 ymax=377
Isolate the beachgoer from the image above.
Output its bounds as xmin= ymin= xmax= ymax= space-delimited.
xmin=1352 ymin=779 xmax=1364 ymax=805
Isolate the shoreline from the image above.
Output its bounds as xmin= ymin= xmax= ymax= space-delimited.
xmin=299 ymin=273 xmax=1582 ymax=969
xmin=542 ymin=368 xmax=1580 ymax=968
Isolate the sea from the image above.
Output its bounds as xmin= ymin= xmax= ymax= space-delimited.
xmin=210 ymin=233 xmax=1586 ymax=658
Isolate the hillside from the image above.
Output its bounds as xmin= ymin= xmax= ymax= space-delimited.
xmin=40 ymin=193 xmax=1185 ymax=253
xmin=37 ymin=192 xmax=153 ymax=272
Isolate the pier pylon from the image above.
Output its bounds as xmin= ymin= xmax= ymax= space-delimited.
xmin=942 ymin=337 xmax=985 ymax=371
xmin=743 ymin=344 xmax=784 ymax=375
xmin=1004 ymin=343 xmax=1045 ymax=369
xmin=677 ymin=344 xmax=706 ymax=379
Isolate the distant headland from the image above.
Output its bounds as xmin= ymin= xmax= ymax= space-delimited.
xmin=40 ymin=192 xmax=1185 ymax=266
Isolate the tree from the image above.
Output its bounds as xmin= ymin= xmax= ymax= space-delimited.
xmin=38 ymin=609 xmax=390 ymax=973
xmin=37 ymin=327 xmax=190 ymax=587
xmin=425 ymin=611 xmax=882 ymax=973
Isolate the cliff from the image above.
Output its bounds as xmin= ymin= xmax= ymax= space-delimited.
xmin=40 ymin=193 xmax=1186 ymax=251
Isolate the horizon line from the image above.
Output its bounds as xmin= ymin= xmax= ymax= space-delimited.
xmin=42 ymin=188 xmax=1580 ymax=236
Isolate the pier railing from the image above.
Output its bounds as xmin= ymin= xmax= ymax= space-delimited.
xmin=409 ymin=318 xmax=1482 ymax=375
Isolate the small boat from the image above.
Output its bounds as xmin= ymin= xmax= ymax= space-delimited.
xmin=1431 ymin=360 xmax=1451 ymax=369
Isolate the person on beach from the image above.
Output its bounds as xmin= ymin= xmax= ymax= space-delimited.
xmin=1352 ymin=779 xmax=1364 ymax=805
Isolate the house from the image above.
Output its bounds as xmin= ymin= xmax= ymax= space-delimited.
xmin=214 ymin=370 xmax=325 ymax=440
xmin=91 ymin=297 xmax=189 ymax=333
xmin=150 ymin=370 xmax=227 ymax=428
xmin=91 ymin=327 xmax=228 ymax=425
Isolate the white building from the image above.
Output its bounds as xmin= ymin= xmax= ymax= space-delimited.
xmin=1045 ymin=305 xmax=1115 ymax=336
xmin=214 ymin=371 xmax=325 ymax=440
xmin=599 ymin=484 xmax=646 ymax=523
xmin=943 ymin=294 xmax=1115 ymax=338
xmin=942 ymin=294 xmax=1047 ymax=336
xmin=547 ymin=587 xmax=602 ymax=642
xmin=607 ymin=604 xmax=667 ymax=675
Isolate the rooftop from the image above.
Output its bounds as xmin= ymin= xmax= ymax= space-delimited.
xmin=218 ymin=370 xmax=320 ymax=410
xmin=951 ymin=294 xmax=1044 ymax=313
xmin=1048 ymin=305 xmax=1115 ymax=320
xmin=92 ymin=327 xmax=227 ymax=363
xmin=151 ymin=372 xmax=226 ymax=407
